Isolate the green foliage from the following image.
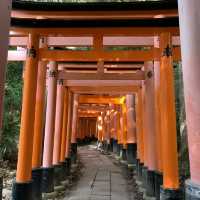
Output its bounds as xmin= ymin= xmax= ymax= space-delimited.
xmin=0 ymin=62 xmax=23 ymax=161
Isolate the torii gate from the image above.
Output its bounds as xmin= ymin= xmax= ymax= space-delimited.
xmin=0 ymin=1 xmax=200 ymax=200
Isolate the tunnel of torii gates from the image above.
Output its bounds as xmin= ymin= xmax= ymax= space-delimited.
xmin=1 ymin=0 xmax=200 ymax=200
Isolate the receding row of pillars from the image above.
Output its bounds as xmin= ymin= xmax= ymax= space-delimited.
xmin=8 ymin=34 xmax=81 ymax=200
xmin=95 ymin=32 xmax=188 ymax=199
xmin=77 ymin=117 xmax=97 ymax=142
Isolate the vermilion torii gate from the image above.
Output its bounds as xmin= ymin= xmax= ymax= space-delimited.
xmin=0 ymin=0 xmax=200 ymax=200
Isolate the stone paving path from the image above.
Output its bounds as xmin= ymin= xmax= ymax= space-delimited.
xmin=65 ymin=145 xmax=131 ymax=200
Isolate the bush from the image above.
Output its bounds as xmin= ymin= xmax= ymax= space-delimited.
xmin=0 ymin=62 xmax=23 ymax=161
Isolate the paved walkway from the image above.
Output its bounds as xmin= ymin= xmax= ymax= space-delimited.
xmin=65 ymin=145 xmax=131 ymax=200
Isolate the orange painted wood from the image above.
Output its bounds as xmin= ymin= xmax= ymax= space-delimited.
xmin=58 ymin=70 xmax=145 ymax=81
xmin=42 ymin=61 xmax=58 ymax=168
xmin=142 ymin=83 xmax=148 ymax=167
xmin=154 ymin=36 xmax=163 ymax=172
xmin=78 ymin=95 xmax=122 ymax=105
xmin=60 ymin=88 xmax=69 ymax=162
xmin=71 ymin=94 xmax=79 ymax=143
xmin=144 ymin=61 xmax=157 ymax=171
xmin=16 ymin=33 xmax=39 ymax=182
xmin=32 ymin=60 xmax=47 ymax=169
xmin=119 ymin=106 xmax=125 ymax=146
xmin=65 ymin=92 xmax=73 ymax=158
xmin=160 ymin=32 xmax=179 ymax=189
xmin=116 ymin=109 xmax=122 ymax=144
xmin=126 ymin=95 xmax=137 ymax=144
xmin=10 ymin=27 xmax=179 ymax=37
xmin=11 ymin=9 xmax=178 ymax=21
xmin=53 ymin=78 xmax=65 ymax=165
xmin=70 ymin=86 xmax=139 ymax=95
xmin=122 ymin=103 xmax=128 ymax=147
xmin=9 ymin=36 xmax=180 ymax=47
xmin=40 ymin=48 xmax=156 ymax=62
xmin=136 ymin=89 xmax=144 ymax=163
xmin=7 ymin=47 xmax=181 ymax=62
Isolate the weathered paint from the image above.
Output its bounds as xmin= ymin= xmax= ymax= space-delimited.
xmin=144 ymin=61 xmax=157 ymax=171
xmin=154 ymin=36 xmax=163 ymax=172
xmin=160 ymin=32 xmax=179 ymax=189
xmin=16 ymin=34 xmax=39 ymax=182
xmin=42 ymin=61 xmax=57 ymax=168
xmin=71 ymin=94 xmax=79 ymax=144
xmin=126 ymin=94 xmax=136 ymax=144
xmin=53 ymin=78 xmax=64 ymax=165
xmin=60 ymin=88 xmax=68 ymax=162
xmin=178 ymin=0 xmax=200 ymax=186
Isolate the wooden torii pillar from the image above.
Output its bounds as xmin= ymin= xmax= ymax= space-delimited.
xmin=12 ymin=34 xmax=40 ymax=200
xmin=0 ymin=0 xmax=11 ymax=134
xmin=135 ymin=89 xmax=145 ymax=181
xmin=42 ymin=61 xmax=58 ymax=194
xmin=111 ymin=108 xmax=118 ymax=154
xmin=143 ymin=61 xmax=157 ymax=197
xmin=31 ymin=38 xmax=47 ymax=200
xmin=71 ymin=94 xmax=79 ymax=164
xmin=60 ymin=87 xmax=70 ymax=177
xmin=97 ymin=115 xmax=103 ymax=143
xmin=178 ymin=1 xmax=200 ymax=199
xmin=65 ymin=91 xmax=73 ymax=174
xmin=126 ymin=94 xmax=137 ymax=168
xmin=52 ymin=77 xmax=65 ymax=186
xmin=116 ymin=105 xmax=123 ymax=158
xmin=153 ymin=36 xmax=163 ymax=200
xmin=159 ymin=32 xmax=181 ymax=199
xmin=120 ymin=102 xmax=128 ymax=162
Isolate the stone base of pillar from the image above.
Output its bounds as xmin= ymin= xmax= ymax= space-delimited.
xmin=116 ymin=144 xmax=122 ymax=157
xmin=160 ymin=187 xmax=183 ymax=200
xmin=102 ymin=141 xmax=111 ymax=154
xmin=60 ymin=161 xmax=68 ymax=180
xmin=136 ymin=160 xmax=144 ymax=182
xmin=107 ymin=143 xmax=111 ymax=153
xmin=12 ymin=180 xmax=33 ymax=200
xmin=110 ymin=138 xmax=114 ymax=152
xmin=76 ymin=138 xmax=82 ymax=145
xmin=71 ymin=143 xmax=77 ymax=164
xmin=102 ymin=141 xmax=106 ymax=151
xmin=142 ymin=166 xmax=148 ymax=189
xmin=32 ymin=168 xmax=42 ymax=200
xmin=121 ymin=148 xmax=127 ymax=161
xmin=41 ymin=167 xmax=54 ymax=193
xmin=112 ymin=139 xmax=118 ymax=154
xmin=136 ymin=159 xmax=140 ymax=177
xmin=185 ymin=179 xmax=200 ymax=200
xmin=126 ymin=143 xmax=137 ymax=166
xmin=146 ymin=170 xmax=156 ymax=197
xmin=154 ymin=171 xmax=163 ymax=200
xmin=65 ymin=157 xmax=71 ymax=176
xmin=53 ymin=164 xmax=63 ymax=186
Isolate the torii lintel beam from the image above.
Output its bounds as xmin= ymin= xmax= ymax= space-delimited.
xmin=9 ymin=27 xmax=179 ymax=37
xmin=7 ymin=47 xmax=181 ymax=62
xmin=64 ymin=80 xmax=142 ymax=87
xmin=58 ymin=71 xmax=145 ymax=81
xmin=79 ymin=96 xmax=123 ymax=105
xmin=9 ymin=36 xmax=180 ymax=47
xmin=70 ymin=86 xmax=140 ymax=95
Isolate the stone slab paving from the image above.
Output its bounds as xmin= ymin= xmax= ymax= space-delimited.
xmin=64 ymin=145 xmax=131 ymax=200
